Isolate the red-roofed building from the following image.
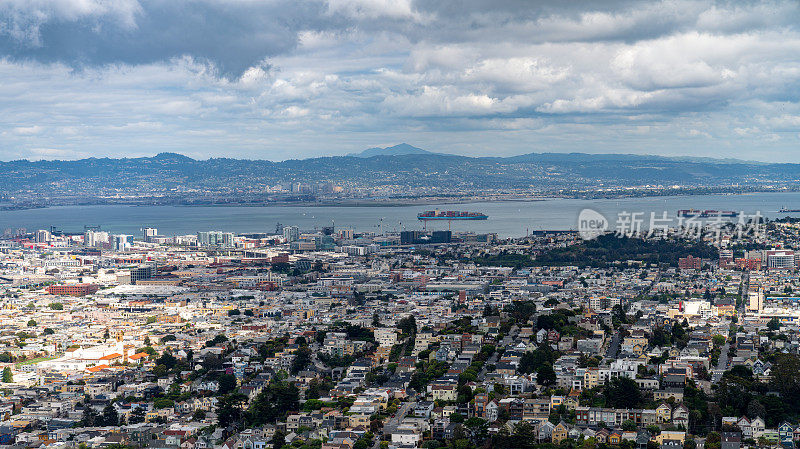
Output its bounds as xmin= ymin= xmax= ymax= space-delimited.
xmin=99 ymin=353 xmax=122 ymax=362
xmin=46 ymin=283 xmax=99 ymax=297
xmin=87 ymin=364 xmax=110 ymax=373
xmin=128 ymin=352 xmax=149 ymax=363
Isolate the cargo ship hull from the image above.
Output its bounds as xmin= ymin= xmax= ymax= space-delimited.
xmin=418 ymin=216 xmax=488 ymax=220
xmin=417 ymin=210 xmax=488 ymax=220
xmin=677 ymin=209 xmax=739 ymax=218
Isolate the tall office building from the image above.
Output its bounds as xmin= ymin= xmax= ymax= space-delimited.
xmin=35 ymin=229 xmax=51 ymax=243
xmin=85 ymin=230 xmax=110 ymax=247
xmin=197 ymin=231 xmax=235 ymax=247
xmin=143 ymin=227 xmax=158 ymax=242
xmin=113 ymin=235 xmax=131 ymax=252
xmin=283 ymin=226 xmax=300 ymax=243
xmin=197 ymin=231 xmax=211 ymax=246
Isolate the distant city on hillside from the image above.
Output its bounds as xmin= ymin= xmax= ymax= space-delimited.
xmin=2 ymin=146 xmax=800 ymax=209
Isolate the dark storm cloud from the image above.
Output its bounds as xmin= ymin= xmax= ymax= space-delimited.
xmin=0 ymin=0 xmax=338 ymax=76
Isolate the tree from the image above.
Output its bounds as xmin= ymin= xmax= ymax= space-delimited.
xmin=746 ymin=399 xmax=766 ymax=420
xmin=161 ymin=334 xmax=176 ymax=343
xmin=537 ymin=364 xmax=556 ymax=386
xmin=80 ymin=407 xmax=98 ymax=427
xmin=767 ymin=317 xmax=780 ymax=331
xmin=154 ymin=398 xmax=174 ymax=409
xmin=192 ymin=409 xmax=206 ymax=421
xmin=671 ymin=321 xmax=688 ymax=349
xmin=43 ymin=328 xmax=54 ymax=335
xmin=464 ymin=417 xmax=489 ymax=444
xmin=706 ymin=432 xmax=721 ymax=449
xmin=218 ymin=373 xmax=238 ymax=395
xmin=398 ymin=315 xmax=417 ymax=336
xmin=245 ymin=381 xmax=300 ymax=426
xmin=48 ymin=302 xmax=63 ymax=310
xmin=152 ymin=364 xmax=167 ymax=379
xmin=1 ymin=367 xmax=12 ymax=383
xmin=27 ymin=319 xmax=36 ymax=327
xmin=270 ymin=430 xmax=286 ymax=449
xmin=604 ymin=377 xmax=642 ymax=409
xmin=372 ymin=313 xmax=381 ymax=327
xmin=206 ymin=334 xmax=228 ymax=347
xmin=102 ymin=403 xmax=119 ymax=426
xmin=728 ymin=365 xmax=752 ymax=380
xmin=217 ymin=392 xmax=247 ymax=429
xmin=291 ymin=346 xmax=312 ymax=374
xmin=650 ymin=326 xmax=671 ymax=347
xmin=505 ymin=300 xmax=537 ymax=324
xmin=156 ymin=352 xmax=177 ymax=370
xmin=770 ymin=353 xmax=800 ymax=401
xmin=612 ymin=304 xmax=626 ymax=324
xmin=519 ymin=344 xmax=558 ymax=375
xmin=128 ymin=407 xmax=145 ymax=424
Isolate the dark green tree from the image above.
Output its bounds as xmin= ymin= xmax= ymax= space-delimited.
xmin=101 ymin=403 xmax=119 ymax=426
xmin=537 ymin=364 xmax=557 ymax=386
xmin=604 ymin=377 xmax=642 ymax=409
xmin=245 ymin=381 xmax=300 ymax=426
xmin=218 ymin=373 xmax=238 ymax=395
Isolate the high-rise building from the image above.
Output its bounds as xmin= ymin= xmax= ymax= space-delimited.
xmin=283 ymin=226 xmax=300 ymax=242
xmin=197 ymin=231 xmax=211 ymax=246
xmin=113 ymin=234 xmax=131 ymax=252
xmin=197 ymin=231 xmax=235 ymax=247
xmin=748 ymin=288 xmax=764 ymax=312
xmin=85 ymin=230 xmax=110 ymax=247
xmin=143 ymin=227 xmax=158 ymax=242
xmin=35 ymin=229 xmax=51 ymax=243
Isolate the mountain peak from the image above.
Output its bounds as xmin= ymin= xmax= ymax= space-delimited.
xmin=152 ymin=152 xmax=195 ymax=162
xmin=348 ymin=143 xmax=436 ymax=158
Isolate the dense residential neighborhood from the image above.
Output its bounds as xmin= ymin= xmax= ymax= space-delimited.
xmin=1 ymin=218 xmax=800 ymax=449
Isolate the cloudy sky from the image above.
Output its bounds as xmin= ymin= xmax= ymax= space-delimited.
xmin=2 ymin=0 xmax=800 ymax=161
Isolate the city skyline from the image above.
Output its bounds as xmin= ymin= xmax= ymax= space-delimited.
xmin=2 ymin=0 xmax=800 ymax=162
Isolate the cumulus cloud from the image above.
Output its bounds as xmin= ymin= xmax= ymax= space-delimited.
xmin=1 ymin=0 xmax=800 ymax=161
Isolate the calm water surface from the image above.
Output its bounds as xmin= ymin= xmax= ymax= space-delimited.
xmin=2 ymin=192 xmax=800 ymax=238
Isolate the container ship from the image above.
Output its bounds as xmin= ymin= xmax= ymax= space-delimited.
xmin=417 ymin=210 xmax=488 ymax=220
xmin=677 ymin=209 xmax=739 ymax=218
xmin=779 ymin=207 xmax=800 ymax=213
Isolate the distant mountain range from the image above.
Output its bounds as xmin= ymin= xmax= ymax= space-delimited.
xmin=1 ymin=147 xmax=799 ymax=206
xmin=347 ymin=143 xmax=439 ymax=157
